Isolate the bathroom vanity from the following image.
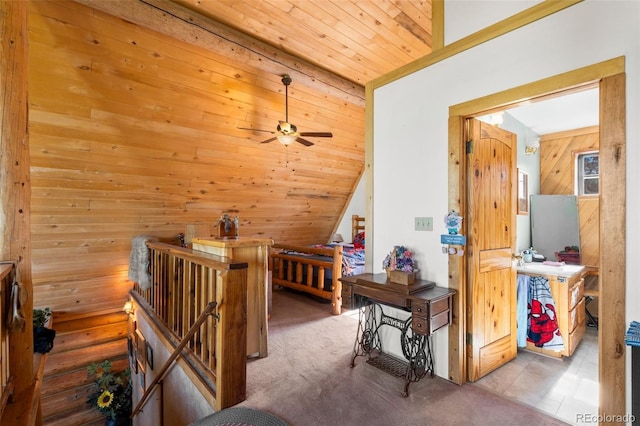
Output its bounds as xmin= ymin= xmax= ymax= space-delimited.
xmin=517 ymin=263 xmax=586 ymax=357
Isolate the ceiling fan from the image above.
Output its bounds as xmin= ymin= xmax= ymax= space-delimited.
xmin=240 ymin=75 xmax=333 ymax=147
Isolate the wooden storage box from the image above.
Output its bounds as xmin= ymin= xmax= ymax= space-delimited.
xmin=388 ymin=270 xmax=416 ymax=285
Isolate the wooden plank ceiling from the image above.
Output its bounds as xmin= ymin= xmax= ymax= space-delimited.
xmin=171 ymin=0 xmax=434 ymax=86
xmin=28 ymin=0 xmax=433 ymax=314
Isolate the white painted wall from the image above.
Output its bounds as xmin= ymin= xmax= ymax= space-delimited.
xmin=445 ymin=0 xmax=541 ymax=43
xmin=371 ymin=0 xmax=639 ymax=386
xmin=334 ymin=174 xmax=366 ymax=243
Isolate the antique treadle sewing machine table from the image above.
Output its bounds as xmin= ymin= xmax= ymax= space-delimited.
xmin=340 ymin=273 xmax=456 ymax=396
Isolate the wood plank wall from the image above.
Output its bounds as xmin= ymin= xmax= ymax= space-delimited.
xmin=0 ymin=0 xmax=35 ymax=406
xmin=28 ymin=1 xmax=365 ymax=315
xmin=539 ymin=126 xmax=599 ymax=267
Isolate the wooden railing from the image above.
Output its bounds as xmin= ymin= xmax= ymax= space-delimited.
xmin=269 ymin=244 xmax=343 ymax=314
xmin=132 ymin=242 xmax=248 ymax=411
xmin=131 ymin=301 xmax=216 ymax=418
xmin=0 ymin=263 xmax=15 ymax=417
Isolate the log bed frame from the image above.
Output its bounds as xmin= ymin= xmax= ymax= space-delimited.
xmin=269 ymin=215 xmax=365 ymax=315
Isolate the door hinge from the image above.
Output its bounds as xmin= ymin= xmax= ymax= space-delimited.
xmin=466 ymin=332 xmax=472 ymax=345
xmin=466 ymin=140 xmax=473 ymax=154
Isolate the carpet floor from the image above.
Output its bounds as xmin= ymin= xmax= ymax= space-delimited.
xmin=238 ymin=288 xmax=568 ymax=426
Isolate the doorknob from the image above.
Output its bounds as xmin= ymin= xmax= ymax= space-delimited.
xmin=512 ymin=253 xmax=523 ymax=266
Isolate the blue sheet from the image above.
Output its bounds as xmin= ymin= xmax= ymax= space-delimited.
xmin=516 ymin=274 xmax=529 ymax=348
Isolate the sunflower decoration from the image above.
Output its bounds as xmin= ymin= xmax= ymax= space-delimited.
xmin=97 ymin=390 xmax=114 ymax=408
xmin=87 ymin=360 xmax=132 ymax=421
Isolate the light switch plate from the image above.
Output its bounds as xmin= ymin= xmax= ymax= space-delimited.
xmin=415 ymin=217 xmax=433 ymax=231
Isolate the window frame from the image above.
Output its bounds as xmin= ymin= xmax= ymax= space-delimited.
xmin=575 ymin=150 xmax=599 ymax=196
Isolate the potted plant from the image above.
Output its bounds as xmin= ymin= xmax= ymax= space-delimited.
xmin=87 ymin=360 xmax=132 ymax=426
xmin=33 ymin=307 xmax=55 ymax=354
xmin=33 ymin=307 xmax=52 ymax=327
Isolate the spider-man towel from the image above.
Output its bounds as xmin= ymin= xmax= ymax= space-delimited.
xmin=527 ymin=275 xmax=564 ymax=351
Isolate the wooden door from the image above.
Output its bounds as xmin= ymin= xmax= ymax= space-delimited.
xmin=466 ymin=118 xmax=517 ymax=382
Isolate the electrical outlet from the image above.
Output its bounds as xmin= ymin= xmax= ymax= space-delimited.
xmin=415 ymin=217 xmax=433 ymax=231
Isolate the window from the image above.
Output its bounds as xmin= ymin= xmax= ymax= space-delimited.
xmin=576 ymin=151 xmax=599 ymax=195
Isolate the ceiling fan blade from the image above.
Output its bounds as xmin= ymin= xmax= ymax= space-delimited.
xmin=238 ymin=126 xmax=274 ymax=134
xmin=299 ymin=132 xmax=333 ymax=138
xmin=260 ymin=137 xmax=278 ymax=144
xmin=296 ymin=137 xmax=314 ymax=147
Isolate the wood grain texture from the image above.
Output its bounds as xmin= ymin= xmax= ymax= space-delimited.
xmin=28 ymin=1 xmax=365 ymax=317
xmin=598 ymin=73 xmax=626 ymax=420
xmin=134 ymin=242 xmax=248 ymax=411
xmin=539 ymin=127 xmax=599 ymax=267
xmin=446 ymin=115 xmax=465 ymax=385
xmin=467 ymin=120 xmax=517 ymax=382
xmin=170 ymin=0 xmax=433 ymax=86
xmin=191 ymin=238 xmax=272 ymax=357
xmin=0 ymin=1 xmax=35 ymax=421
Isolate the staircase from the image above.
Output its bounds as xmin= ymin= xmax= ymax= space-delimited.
xmin=41 ymin=311 xmax=129 ymax=426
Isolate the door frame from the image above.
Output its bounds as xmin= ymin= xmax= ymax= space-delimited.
xmin=447 ymin=57 xmax=626 ymax=418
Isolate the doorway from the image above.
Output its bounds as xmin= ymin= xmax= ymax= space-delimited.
xmin=446 ymin=58 xmax=626 ymax=419
xmin=471 ymin=107 xmax=598 ymax=423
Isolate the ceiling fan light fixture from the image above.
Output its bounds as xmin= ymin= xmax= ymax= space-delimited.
xmin=277 ymin=121 xmax=296 ymax=134
xmin=277 ymin=134 xmax=296 ymax=146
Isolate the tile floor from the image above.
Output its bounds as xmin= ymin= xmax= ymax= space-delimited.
xmin=474 ymin=326 xmax=598 ymax=425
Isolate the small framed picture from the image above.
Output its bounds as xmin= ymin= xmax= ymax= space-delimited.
xmin=128 ymin=335 xmax=136 ymax=368
xmin=146 ymin=342 xmax=154 ymax=371
xmin=135 ymin=329 xmax=146 ymax=372
xmin=137 ymin=359 xmax=145 ymax=392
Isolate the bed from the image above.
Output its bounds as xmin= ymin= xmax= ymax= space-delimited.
xmin=269 ymin=215 xmax=365 ymax=315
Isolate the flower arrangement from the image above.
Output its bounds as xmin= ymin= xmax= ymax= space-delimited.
xmin=87 ymin=360 xmax=132 ymax=422
xmin=382 ymin=245 xmax=418 ymax=272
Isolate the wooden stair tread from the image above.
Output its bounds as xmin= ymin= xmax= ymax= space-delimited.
xmin=42 ymin=311 xmax=130 ymax=426
xmin=50 ymin=320 xmax=128 ymax=354
xmin=43 ymin=405 xmax=106 ymax=426
xmin=52 ymin=311 xmax=128 ymax=334
xmin=42 ymin=357 xmax=129 ymax=397
xmin=41 ymin=381 xmax=94 ymax=418
xmin=44 ymin=339 xmax=128 ymax=377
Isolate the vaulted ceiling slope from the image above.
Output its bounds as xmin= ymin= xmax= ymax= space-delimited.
xmin=171 ymin=0 xmax=434 ymax=86
xmin=31 ymin=0 xmax=425 ymax=313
